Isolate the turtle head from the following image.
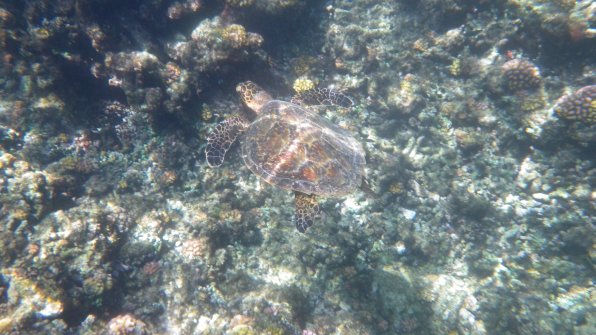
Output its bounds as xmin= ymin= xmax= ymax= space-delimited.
xmin=236 ymin=81 xmax=273 ymax=114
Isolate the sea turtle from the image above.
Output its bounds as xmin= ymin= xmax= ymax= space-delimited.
xmin=205 ymin=81 xmax=365 ymax=232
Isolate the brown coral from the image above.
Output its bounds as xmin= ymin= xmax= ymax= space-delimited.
xmin=107 ymin=314 xmax=148 ymax=335
xmin=501 ymin=59 xmax=542 ymax=91
xmin=221 ymin=24 xmax=263 ymax=49
xmin=222 ymin=24 xmax=249 ymax=48
xmin=179 ymin=237 xmax=210 ymax=261
xmin=553 ymin=85 xmax=596 ymax=123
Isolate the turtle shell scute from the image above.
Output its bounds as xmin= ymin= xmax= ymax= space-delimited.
xmin=241 ymin=100 xmax=365 ymax=196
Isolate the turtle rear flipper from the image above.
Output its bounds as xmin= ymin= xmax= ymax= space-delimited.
xmin=291 ymin=88 xmax=354 ymax=108
xmin=294 ymin=191 xmax=320 ymax=233
xmin=205 ymin=116 xmax=249 ymax=167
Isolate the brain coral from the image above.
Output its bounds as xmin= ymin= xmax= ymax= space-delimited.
xmin=553 ymin=85 xmax=595 ymax=123
xmin=501 ymin=59 xmax=542 ymax=91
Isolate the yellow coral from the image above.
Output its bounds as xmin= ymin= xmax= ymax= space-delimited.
xmin=293 ymin=77 xmax=315 ymax=93
xmin=412 ymin=38 xmax=428 ymax=52
xmin=389 ymin=181 xmax=404 ymax=194
xmin=518 ymin=89 xmax=545 ymax=112
xmin=0 ymin=318 xmax=12 ymax=333
xmin=33 ymin=28 xmax=50 ymax=39
xmin=229 ymin=325 xmax=256 ymax=335
xmin=201 ymin=104 xmax=213 ymax=121
xmin=34 ymin=94 xmax=65 ymax=110
xmin=526 ymin=268 xmax=541 ymax=278
xmin=264 ymin=326 xmax=285 ymax=335
xmin=222 ymin=24 xmax=248 ymax=48
xmin=117 ymin=180 xmax=128 ymax=190
xmin=398 ymin=74 xmax=415 ymax=103
xmin=0 ymin=153 xmax=16 ymax=169
xmin=56 ymin=133 xmax=69 ymax=143
xmin=400 ymin=75 xmax=413 ymax=95
xmin=449 ymin=58 xmax=461 ymax=76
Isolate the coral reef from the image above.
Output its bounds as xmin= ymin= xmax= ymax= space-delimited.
xmin=501 ymin=59 xmax=542 ymax=92
xmin=181 ymin=17 xmax=264 ymax=71
xmin=507 ymin=0 xmax=583 ymax=38
xmin=553 ymin=85 xmax=595 ymax=123
xmin=167 ymin=0 xmax=202 ymax=20
xmin=254 ymin=0 xmax=304 ymax=14
xmin=107 ymin=314 xmax=149 ymax=335
xmin=568 ymin=1 xmax=596 ymax=41
xmin=292 ymin=77 xmax=315 ymax=93
xmin=0 ymin=0 xmax=594 ymax=334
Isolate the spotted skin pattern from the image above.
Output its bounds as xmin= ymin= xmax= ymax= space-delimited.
xmin=294 ymin=192 xmax=320 ymax=233
xmin=205 ymin=116 xmax=249 ymax=167
xmin=291 ymin=88 xmax=354 ymax=108
xmin=236 ymin=81 xmax=273 ymax=114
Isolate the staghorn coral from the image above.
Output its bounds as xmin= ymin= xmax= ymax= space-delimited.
xmin=501 ymin=59 xmax=542 ymax=92
xmin=553 ymin=85 xmax=596 ymax=123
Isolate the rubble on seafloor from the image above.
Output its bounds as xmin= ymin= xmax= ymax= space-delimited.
xmin=0 ymin=0 xmax=594 ymax=334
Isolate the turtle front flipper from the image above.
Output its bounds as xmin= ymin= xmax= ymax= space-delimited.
xmin=205 ymin=116 xmax=249 ymax=167
xmin=291 ymin=88 xmax=354 ymax=108
xmin=294 ymin=191 xmax=320 ymax=233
